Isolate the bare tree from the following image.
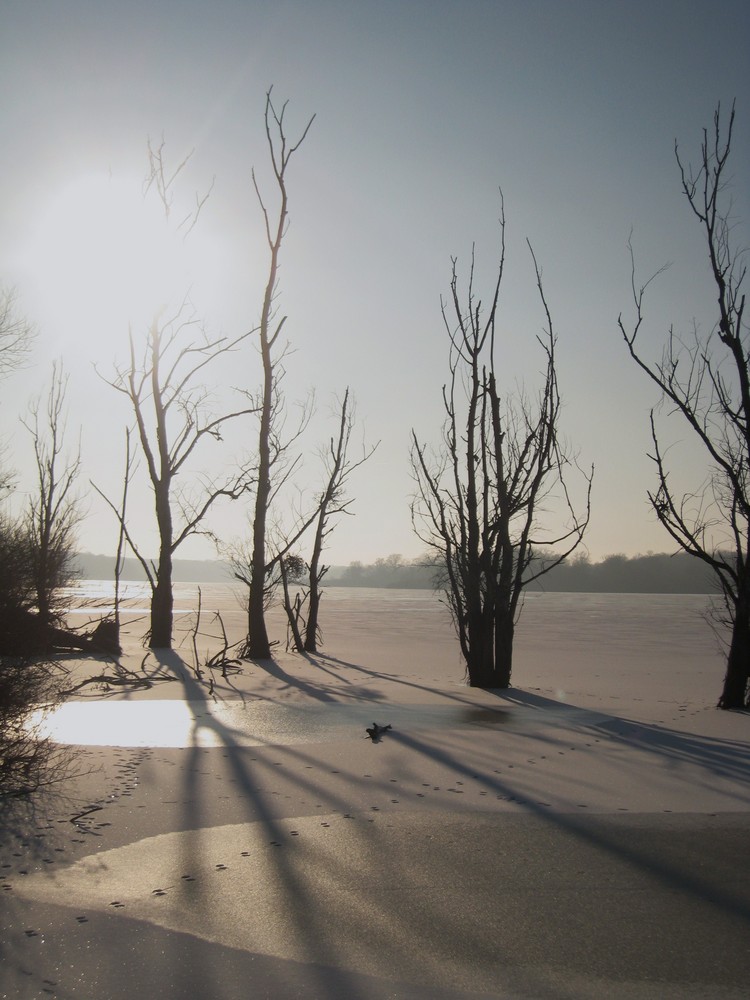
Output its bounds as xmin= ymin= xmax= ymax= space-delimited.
xmin=0 ymin=304 xmax=67 ymax=798
xmin=112 ymin=427 xmax=134 ymax=640
xmin=236 ymin=390 xmax=377 ymax=655
xmin=89 ymin=427 xmax=135 ymax=654
xmin=100 ymin=309 xmax=256 ymax=647
xmin=278 ymin=552 xmax=307 ymax=651
xmin=22 ymin=361 xmax=82 ymax=627
xmin=620 ymin=101 xmax=749 ymax=709
xmin=231 ymin=424 xmax=323 ymax=656
xmin=259 ymin=390 xmax=378 ymax=654
xmin=0 ymin=652 xmax=64 ymax=797
xmin=0 ymin=442 xmax=13 ymax=501
xmin=411 ymin=206 xmax=592 ymax=688
xmin=303 ymin=389 xmax=378 ymax=651
xmin=1 ymin=285 xmax=35 ymax=498
xmin=0 ymin=512 xmax=34 ymax=648
xmin=96 ymin=143 xmax=257 ymax=649
xmin=0 ymin=285 xmax=35 ymax=382
xmin=243 ymin=89 xmax=315 ymax=659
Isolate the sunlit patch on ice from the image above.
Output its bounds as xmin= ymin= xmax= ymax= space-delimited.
xmin=31 ymin=700 xmax=228 ymax=748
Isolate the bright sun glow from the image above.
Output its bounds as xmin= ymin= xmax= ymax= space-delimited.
xmin=32 ymin=700 xmax=225 ymax=748
xmin=22 ymin=172 xmax=214 ymax=351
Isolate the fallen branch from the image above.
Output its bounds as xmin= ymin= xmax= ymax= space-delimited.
xmin=61 ymin=672 xmax=177 ymax=696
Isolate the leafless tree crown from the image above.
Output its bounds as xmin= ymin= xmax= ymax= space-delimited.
xmin=619 ymin=100 xmax=749 ymax=708
xmin=412 ymin=202 xmax=592 ymax=687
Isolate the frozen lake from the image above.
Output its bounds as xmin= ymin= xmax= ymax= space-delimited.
xmin=63 ymin=582 xmax=725 ymax=690
xmin=45 ymin=584 xmax=730 ymax=749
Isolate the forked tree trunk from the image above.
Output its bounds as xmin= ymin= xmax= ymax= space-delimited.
xmin=464 ymin=612 xmax=514 ymax=688
xmin=465 ymin=640 xmax=504 ymax=688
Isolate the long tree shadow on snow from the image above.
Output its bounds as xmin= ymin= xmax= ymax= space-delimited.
xmin=499 ymin=686 xmax=750 ymax=794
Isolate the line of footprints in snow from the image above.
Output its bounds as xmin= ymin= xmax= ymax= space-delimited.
xmin=6 ymin=730 xmax=682 ymax=936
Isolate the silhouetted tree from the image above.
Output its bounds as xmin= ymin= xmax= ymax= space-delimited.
xmin=0 ymin=513 xmax=34 ymax=647
xmin=0 ymin=653 xmax=63 ymax=797
xmin=620 ymin=101 xmax=749 ymax=708
xmin=0 ymin=285 xmax=34 ymax=382
xmin=412 ymin=205 xmax=592 ymax=688
xmin=303 ymin=389 xmax=378 ymax=651
xmin=234 ymin=390 xmax=375 ymax=653
xmin=278 ymin=552 xmax=306 ymax=651
xmin=0 ymin=294 xmax=68 ymax=796
xmin=102 ymin=310 xmax=255 ymax=647
xmin=99 ymin=145 xmax=256 ymax=648
xmin=1 ymin=293 xmax=35 ymax=647
xmin=1 ymin=285 xmax=35 ymax=498
xmin=22 ymin=361 xmax=81 ymax=626
xmin=242 ymin=90 xmax=315 ymax=659
xmin=90 ymin=428 xmax=134 ymax=653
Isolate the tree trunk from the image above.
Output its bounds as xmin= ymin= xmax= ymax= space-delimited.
xmin=245 ymin=245 xmax=274 ymax=659
xmin=149 ymin=477 xmax=174 ymax=648
xmin=245 ymin=429 xmax=271 ymax=657
xmin=465 ymin=640 xmax=500 ymax=687
xmin=246 ymin=574 xmax=271 ymax=659
xmin=493 ymin=610 xmax=514 ymax=689
xmin=149 ymin=551 xmax=173 ymax=648
xmin=718 ymin=600 xmax=750 ymax=709
xmin=304 ymin=583 xmax=320 ymax=652
xmin=464 ymin=611 xmax=513 ymax=688
xmin=465 ymin=644 xmax=491 ymax=687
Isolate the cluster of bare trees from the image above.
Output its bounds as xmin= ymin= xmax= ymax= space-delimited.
xmin=90 ymin=91 xmax=376 ymax=659
xmin=409 ymin=102 xmax=748 ymax=708
xmin=269 ymin=388 xmax=378 ymax=654
xmin=22 ymin=362 xmax=82 ymax=629
xmin=412 ymin=106 xmax=750 ymax=708
xmin=0 ymin=289 xmax=38 ymax=645
xmin=0 ymin=293 xmax=77 ymax=795
xmin=0 ymin=306 xmax=81 ymax=655
xmin=411 ymin=202 xmax=593 ymax=688
xmin=1 ymin=94 xmax=746 ymax=713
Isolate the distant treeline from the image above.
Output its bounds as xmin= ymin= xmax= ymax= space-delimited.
xmin=75 ymin=553 xmax=235 ymax=583
xmin=76 ymin=550 xmax=716 ymax=593
xmin=525 ymin=551 xmax=715 ymax=594
xmin=327 ymin=551 xmax=715 ymax=593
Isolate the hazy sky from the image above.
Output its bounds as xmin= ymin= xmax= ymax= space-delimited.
xmin=1 ymin=0 xmax=749 ymax=567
